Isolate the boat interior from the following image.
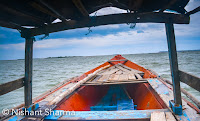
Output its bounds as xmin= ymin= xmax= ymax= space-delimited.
xmin=56 ymin=83 xmax=167 ymax=111
xmin=55 ymin=55 xmax=167 ymax=111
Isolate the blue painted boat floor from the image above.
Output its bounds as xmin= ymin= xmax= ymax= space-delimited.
xmin=90 ymin=85 xmax=135 ymax=111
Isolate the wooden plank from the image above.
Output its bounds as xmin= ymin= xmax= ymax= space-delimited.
xmin=39 ymin=0 xmax=66 ymax=21
xmin=24 ymin=37 xmax=34 ymax=107
xmin=107 ymin=59 xmax=128 ymax=62
xmin=148 ymin=79 xmax=200 ymax=121
xmin=90 ymin=75 xmax=102 ymax=82
xmin=164 ymin=78 xmax=200 ymax=108
xmin=97 ymin=65 xmax=116 ymax=75
xmin=149 ymin=69 xmax=200 ymax=108
xmin=128 ymin=73 xmax=136 ymax=80
xmin=101 ymin=68 xmax=119 ymax=75
xmin=48 ymin=65 xmax=110 ymax=105
xmin=150 ymin=112 xmax=166 ymax=121
xmin=165 ymin=23 xmax=182 ymax=105
xmin=43 ymin=82 xmax=76 ymax=102
xmin=0 ymin=20 xmax=24 ymax=30
xmin=118 ymin=74 xmax=129 ymax=81
xmin=108 ymin=79 xmax=147 ymax=82
xmin=115 ymin=70 xmax=123 ymax=75
xmin=85 ymin=79 xmax=147 ymax=83
xmin=135 ymin=73 xmax=143 ymax=79
xmin=116 ymin=64 xmax=131 ymax=73
xmin=0 ymin=77 xmax=24 ymax=95
xmin=72 ymin=0 xmax=89 ymax=17
xmin=165 ymin=112 xmax=176 ymax=121
xmin=97 ymin=74 xmax=110 ymax=82
xmin=82 ymin=80 xmax=148 ymax=86
xmin=109 ymin=74 xmax=119 ymax=81
xmin=97 ymin=68 xmax=107 ymax=75
xmin=21 ymin=12 xmax=190 ymax=37
xmin=159 ymin=0 xmax=177 ymax=13
xmin=0 ymin=4 xmax=45 ymax=25
xmin=179 ymin=70 xmax=200 ymax=92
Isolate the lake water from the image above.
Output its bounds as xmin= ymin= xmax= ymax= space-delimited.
xmin=0 ymin=51 xmax=200 ymax=111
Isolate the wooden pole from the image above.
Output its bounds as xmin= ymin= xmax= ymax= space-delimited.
xmin=165 ymin=23 xmax=182 ymax=106
xmin=24 ymin=36 xmax=34 ymax=107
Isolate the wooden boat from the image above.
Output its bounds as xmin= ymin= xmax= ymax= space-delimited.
xmin=3 ymin=55 xmax=199 ymax=121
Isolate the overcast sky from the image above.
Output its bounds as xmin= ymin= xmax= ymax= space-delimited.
xmin=0 ymin=0 xmax=199 ymax=60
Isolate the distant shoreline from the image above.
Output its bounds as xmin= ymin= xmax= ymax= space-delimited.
xmin=158 ymin=49 xmax=200 ymax=53
xmin=0 ymin=49 xmax=199 ymax=61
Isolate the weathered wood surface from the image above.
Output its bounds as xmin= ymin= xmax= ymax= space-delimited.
xmin=150 ymin=112 xmax=176 ymax=121
xmin=21 ymin=12 xmax=190 ymax=37
xmin=83 ymin=63 xmax=145 ymax=85
xmin=82 ymin=80 xmax=148 ymax=86
xmin=0 ymin=77 xmax=24 ymax=95
xmin=149 ymin=69 xmax=200 ymax=108
xmin=165 ymin=79 xmax=200 ymax=108
xmin=128 ymin=73 xmax=136 ymax=80
xmin=107 ymin=59 xmax=128 ymax=63
xmin=48 ymin=64 xmax=110 ymax=105
xmin=39 ymin=0 xmax=66 ymax=22
xmin=118 ymin=74 xmax=129 ymax=81
xmin=115 ymin=70 xmax=123 ymax=74
xmin=109 ymin=74 xmax=119 ymax=81
xmin=97 ymin=74 xmax=110 ymax=82
xmin=0 ymin=77 xmax=77 ymax=120
xmin=179 ymin=70 xmax=200 ymax=92
xmin=147 ymin=79 xmax=200 ymax=121
xmin=72 ymin=0 xmax=89 ymax=17
xmin=151 ymin=112 xmax=166 ymax=121
xmin=135 ymin=73 xmax=143 ymax=79
xmin=165 ymin=112 xmax=176 ymax=121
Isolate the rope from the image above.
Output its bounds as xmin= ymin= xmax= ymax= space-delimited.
xmin=85 ymin=11 xmax=97 ymax=35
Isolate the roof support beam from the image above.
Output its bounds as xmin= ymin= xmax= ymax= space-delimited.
xmin=159 ymin=0 xmax=177 ymax=12
xmin=0 ymin=20 xmax=24 ymax=30
xmin=30 ymin=2 xmax=60 ymax=18
xmin=39 ymin=0 xmax=66 ymax=21
xmin=0 ymin=4 xmax=44 ymax=24
xmin=24 ymin=36 xmax=34 ymax=108
xmin=21 ymin=12 xmax=190 ymax=37
xmin=72 ymin=0 xmax=89 ymax=17
xmin=165 ymin=23 xmax=182 ymax=107
xmin=186 ymin=6 xmax=200 ymax=16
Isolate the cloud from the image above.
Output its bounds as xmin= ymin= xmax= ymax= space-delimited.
xmin=0 ymin=28 xmax=165 ymax=50
xmin=0 ymin=43 xmax=24 ymax=49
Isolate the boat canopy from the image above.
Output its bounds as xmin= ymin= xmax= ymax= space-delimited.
xmin=0 ymin=0 xmax=197 ymax=37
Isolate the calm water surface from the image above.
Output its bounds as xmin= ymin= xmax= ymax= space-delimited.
xmin=0 ymin=51 xmax=200 ymax=111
